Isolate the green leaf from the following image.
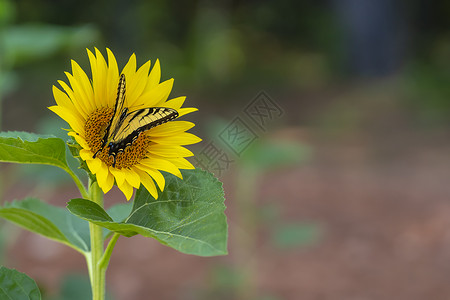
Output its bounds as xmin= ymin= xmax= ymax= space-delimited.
xmin=0 ymin=198 xmax=90 ymax=253
xmin=67 ymin=199 xmax=113 ymax=222
xmin=101 ymin=203 xmax=134 ymax=239
xmin=0 ymin=266 xmax=41 ymax=300
xmin=0 ymin=132 xmax=69 ymax=170
xmin=106 ymin=202 xmax=133 ymax=222
xmin=68 ymin=169 xmax=228 ymax=256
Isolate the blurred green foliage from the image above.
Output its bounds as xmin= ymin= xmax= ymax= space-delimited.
xmin=0 ymin=0 xmax=100 ymax=134
xmin=3 ymin=0 xmax=342 ymax=102
xmin=52 ymin=274 xmax=92 ymax=300
xmin=239 ymin=139 xmax=312 ymax=171
xmin=404 ymin=59 xmax=450 ymax=126
xmin=1 ymin=0 xmax=449 ymax=131
xmin=3 ymin=24 xmax=98 ymax=67
xmin=46 ymin=273 xmax=113 ymax=300
xmin=272 ymin=222 xmax=322 ymax=249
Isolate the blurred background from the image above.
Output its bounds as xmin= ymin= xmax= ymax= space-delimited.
xmin=1 ymin=0 xmax=450 ymax=299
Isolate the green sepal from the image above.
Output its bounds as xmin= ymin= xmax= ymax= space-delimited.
xmin=67 ymin=136 xmax=95 ymax=182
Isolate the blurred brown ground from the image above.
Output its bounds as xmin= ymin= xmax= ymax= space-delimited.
xmin=4 ymin=79 xmax=450 ymax=300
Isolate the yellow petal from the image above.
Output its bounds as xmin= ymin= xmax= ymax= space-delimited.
xmin=134 ymin=164 xmax=165 ymax=191
xmin=135 ymin=78 xmax=173 ymax=108
xmin=140 ymin=157 xmax=182 ymax=179
xmin=117 ymin=179 xmax=134 ymax=201
xmin=122 ymin=168 xmax=141 ymax=188
xmin=97 ymin=164 xmax=114 ymax=194
xmin=163 ymin=96 xmax=186 ymax=110
xmin=48 ymin=105 xmax=84 ymax=134
xmin=57 ymin=80 xmax=88 ymax=119
xmin=53 ymin=85 xmax=75 ymax=111
xmin=145 ymin=59 xmax=161 ymax=92
xmin=177 ymin=107 xmax=198 ymax=117
xmin=127 ymin=60 xmax=151 ymax=107
xmin=92 ymin=48 xmax=108 ymax=107
xmin=109 ymin=167 xmax=126 ymax=186
xmin=87 ymin=49 xmax=101 ymax=108
xmin=165 ymin=157 xmax=195 ymax=170
xmin=147 ymin=144 xmax=194 ymax=157
xmin=146 ymin=154 xmax=196 ymax=170
xmin=148 ymin=121 xmax=195 ymax=136
xmin=96 ymin=47 xmax=112 ymax=107
xmin=79 ymin=149 xmax=93 ymax=161
xmin=65 ymin=72 xmax=92 ymax=116
xmin=134 ymin=168 xmax=158 ymax=199
xmin=121 ymin=53 xmax=137 ymax=80
xmin=68 ymin=131 xmax=89 ymax=149
xmin=106 ymin=48 xmax=119 ymax=107
xmin=87 ymin=49 xmax=97 ymax=81
xmin=86 ymin=158 xmax=103 ymax=174
xmin=71 ymin=60 xmax=94 ymax=112
xmin=151 ymin=132 xmax=202 ymax=145
xmin=153 ymin=79 xmax=175 ymax=107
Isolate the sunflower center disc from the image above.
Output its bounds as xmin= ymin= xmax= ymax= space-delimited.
xmin=85 ymin=108 xmax=151 ymax=169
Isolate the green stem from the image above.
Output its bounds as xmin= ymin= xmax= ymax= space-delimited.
xmin=99 ymin=233 xmax=120 ymax=270
xmin=65 ymin=166 xmax=89 ymax=199
xmin=88 ymin=181 xmax=106 ymax=300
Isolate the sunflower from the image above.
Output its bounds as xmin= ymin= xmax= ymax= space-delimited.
xmin=49 ymin=48 xmax=201 ymax=200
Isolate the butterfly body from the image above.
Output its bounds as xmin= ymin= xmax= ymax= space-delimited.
xmin=93 ymin=74 xmax=178 ymax=167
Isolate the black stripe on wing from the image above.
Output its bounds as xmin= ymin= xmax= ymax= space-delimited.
xmin=107 ymin=107 xmax=178 ymax=166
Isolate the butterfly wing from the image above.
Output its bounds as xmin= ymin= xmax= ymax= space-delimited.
xmin=94 ymin=74 xmax=127 ymax=158
xmin=108 ymin=107 xmax=179 ymax=157
xmin=93 ymin=73 xmax=179 ymax=167
xmin=106 ymin=74 xmax=127 ymax=142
